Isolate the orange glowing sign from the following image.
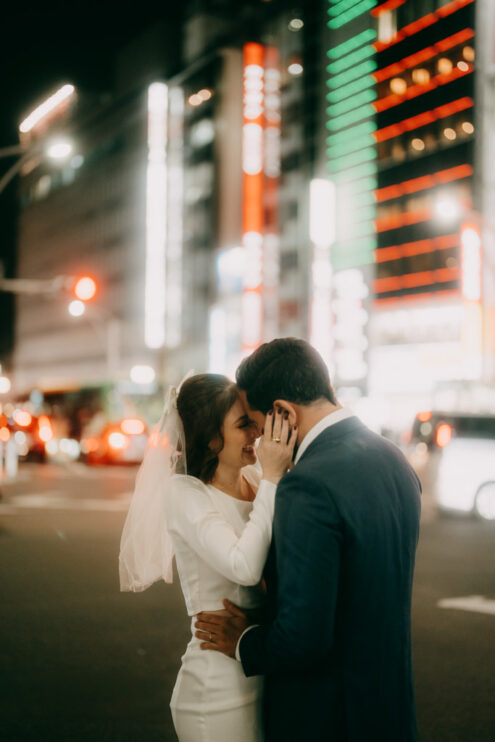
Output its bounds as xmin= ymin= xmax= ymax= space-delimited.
xmin=242 ymin=43 xmax=265 ymax=352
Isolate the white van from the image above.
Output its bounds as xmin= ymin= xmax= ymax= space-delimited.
xmin=407 ymin=412 xmax=495 ymax=521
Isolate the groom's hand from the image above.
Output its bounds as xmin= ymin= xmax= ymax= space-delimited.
xmin=195 ymin=600 xmax=250 ymax=658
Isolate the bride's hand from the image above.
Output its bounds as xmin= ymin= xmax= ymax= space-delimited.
xmin=257 ymin=408 xmax=297 ymax=484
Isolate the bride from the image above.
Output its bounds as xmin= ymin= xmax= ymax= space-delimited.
xmin=119 ymin=373 xmax=295 ymax=742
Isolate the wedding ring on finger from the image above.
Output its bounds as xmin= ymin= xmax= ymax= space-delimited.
xmin=272 ymin=437 xmax=281 ymax=443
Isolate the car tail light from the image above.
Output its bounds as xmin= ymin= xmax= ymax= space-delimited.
xmin=0 ymin=426 xmax=11 ymax=443
xmin=108 ymin=432 xmax=127 ymax=450
xmin=417 ymin=410 xmax=432 ymax=422
xmin=14 ymin=410 xmax=32 ymax=427
xmin=435 ymin=423 xmax=452 ymax=448
xmin=38 ymin=415 xmax=53 ymax=443
xmin=121 ymin=418 xmax=145 ymax=436
xmin=81 ymin=437 xmax=99 ymax=454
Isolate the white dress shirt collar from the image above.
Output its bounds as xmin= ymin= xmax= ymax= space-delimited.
xmin=294 ymin=407 xmax=355 ymax=464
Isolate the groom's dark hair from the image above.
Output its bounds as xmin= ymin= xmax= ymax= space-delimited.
xmin=236 ymin=338 xmax=337 ymax=414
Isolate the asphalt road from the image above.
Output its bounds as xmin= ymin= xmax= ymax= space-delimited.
xmin=0 ymin=462 xmax=494 ymax=742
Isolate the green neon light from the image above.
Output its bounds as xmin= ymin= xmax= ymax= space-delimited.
xmin=327 ymin=0 xmax=358 ymax=17
xmin=326 ymin=104 xmax=375 ymax=131
xmin=326 ymin=120 xmax=376 ymax=146
xmin=327 ymin=29 xmax=376 ymax=60
xmin=329 ymin=147 xmax=377 ymax=173
xmin=331 ymin=244 xmax=376 ymax=270
xmin=328 ymin=60 xmax=377 ymax=90
xmin=333 ymin=160 xmax=377 ymax=183
xmin=328 ymin=0 xmax=377 ymax=29
xmin=327 ymin=45 xmax=375 ymax=75
xmin=327 ymin=133 xmax=376 ymax=159
xmin=327 ymin=89 xmax=376 ymax=118
xmin=348 ymin=175 xmax=378 ymax=194
xmin=333 ymin=236 xmax=377 ymax=255
xmin=326 ymin=75 xmax=375 ymax=104
xmin=351 ymin=205 xmax=377 ymax=223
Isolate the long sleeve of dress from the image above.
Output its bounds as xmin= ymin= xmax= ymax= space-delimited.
xmin=167 ymin=475 xmax=276 ymax=586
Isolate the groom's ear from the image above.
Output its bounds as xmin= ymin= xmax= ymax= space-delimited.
xmin=273 ymin=399 xmax=297 ymax=426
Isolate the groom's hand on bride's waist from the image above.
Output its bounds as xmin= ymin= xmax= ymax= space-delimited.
xmin=195 ymin=600 xmax=252 ymax=658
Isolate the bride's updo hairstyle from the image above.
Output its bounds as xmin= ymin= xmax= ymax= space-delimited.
xmin=177 ymin=373 xmax=239 ymax=484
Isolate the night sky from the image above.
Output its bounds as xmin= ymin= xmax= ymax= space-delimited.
xmin=0 ymin=1 xmax=182 ymax=147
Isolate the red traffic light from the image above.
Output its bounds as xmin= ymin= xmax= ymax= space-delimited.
xmin=74 ymin=276 xmax=97 ymax=301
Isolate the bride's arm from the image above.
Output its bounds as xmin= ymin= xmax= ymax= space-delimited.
xmin=168 ymin=475 xmax=276 ymax=586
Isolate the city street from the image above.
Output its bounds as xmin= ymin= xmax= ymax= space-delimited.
xmin=0 ymin=462 xmax=494 ymax=742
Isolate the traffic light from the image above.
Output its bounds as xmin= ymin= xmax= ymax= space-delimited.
xmin=74 ymin=276 xmax=97 ymax=301
xmin=68 ymin=276 xmax=97 ymax=317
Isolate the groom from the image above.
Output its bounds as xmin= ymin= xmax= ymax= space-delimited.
xmin=195 ymin=338 xmax=421 ymax=742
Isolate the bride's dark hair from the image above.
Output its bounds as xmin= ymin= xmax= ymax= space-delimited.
xmin=177 ymin=373 xmax=239 ymax=483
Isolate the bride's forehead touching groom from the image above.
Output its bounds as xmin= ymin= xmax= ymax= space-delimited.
xmin=197 ymin=337 xmax=422 ymax=742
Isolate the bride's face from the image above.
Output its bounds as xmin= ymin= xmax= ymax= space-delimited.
xmin=215 ymin=397 xmax=258 ymax=470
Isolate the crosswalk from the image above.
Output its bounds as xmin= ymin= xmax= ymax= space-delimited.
xmin=1 ymin=492 xmax=132 ymax=512
xmin=0 ymin=462 xmax=135 ymax=514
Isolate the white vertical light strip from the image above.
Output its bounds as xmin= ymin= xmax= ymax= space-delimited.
xmin=309 ymin=179 xmax=336 ymax=371
xmin=166 ymin=86 xmax=184 ymax=348
xmin=145 ymin=82 xmax=168 ymax=349
xmin=263 ymin=50 xmax=281 ymax=341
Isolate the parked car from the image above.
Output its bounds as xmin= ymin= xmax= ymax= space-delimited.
xmin=407 ymin=411 xmax=495 ymax=521
xmin=81 ymin=418 xmax=148 ymax=465
xmin=2 ymin=408 xmax=55 ymax=462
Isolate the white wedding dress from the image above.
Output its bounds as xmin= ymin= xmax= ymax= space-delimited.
xmin=166 ymin=465 xmax=275 ymax=742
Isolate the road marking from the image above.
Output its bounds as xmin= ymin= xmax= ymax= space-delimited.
xmin=0 ymin=492 xmax=132 ymax=513
xmin=438 ymin=595 xmax=495 ymax=616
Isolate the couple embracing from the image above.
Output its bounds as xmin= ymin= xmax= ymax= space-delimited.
xmin=119 ymin=338 xmax=421 ymax=742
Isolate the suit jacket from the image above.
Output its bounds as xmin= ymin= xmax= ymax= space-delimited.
xmin=239 ymin=416 xmax=421 ymax=742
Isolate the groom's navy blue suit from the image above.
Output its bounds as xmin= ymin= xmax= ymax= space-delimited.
xmin=239 ymin=415 xmax=421 ymax=742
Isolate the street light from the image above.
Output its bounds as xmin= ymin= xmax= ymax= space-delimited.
xmin=46 ymin=138 xmax=74 ymax=161
xmin=73 ymin=276 xmax=97 ymax=301
xmin=0 ymin=84 xmax=76 ymax=197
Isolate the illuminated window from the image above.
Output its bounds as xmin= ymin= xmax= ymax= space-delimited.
xmin=412 ymin=68 xmax=430 ymax=85
xmin=411 ymin=138 xmax=425 ymax=152
xmin=457 ymin=61 xmax=469 ymax=72
xmin=378 ymin=10 xmax=397 ymax=43
xmin=463 ymin=46 xmax=475 ymax=62
xmin=437 ymin=58 xmax=453 ymax=75
xmin=443 ymin=127 xmax=456 ymax=141
xmin=461 ymin=121 xmax=474 ymax=135
xmin=390 ymin=77 xmax=407 ymax=95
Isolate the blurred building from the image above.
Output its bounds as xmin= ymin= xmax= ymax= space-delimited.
xmin=323 ymin=0 xmax=495 ymax=430
xmin=9 ymin=0 xmax=495 ymax=432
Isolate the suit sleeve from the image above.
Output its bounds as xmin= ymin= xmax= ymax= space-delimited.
xmin=168 ymin=476 xmax=275 ymax=586
xmin=239 ymin=472 xmax=343 ymax=675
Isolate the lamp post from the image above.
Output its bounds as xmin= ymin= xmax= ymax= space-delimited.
xmin=0 ymin=83 xmax=76 ymax=196
xmin=0 ymin=136 xmax=75 ymax=197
